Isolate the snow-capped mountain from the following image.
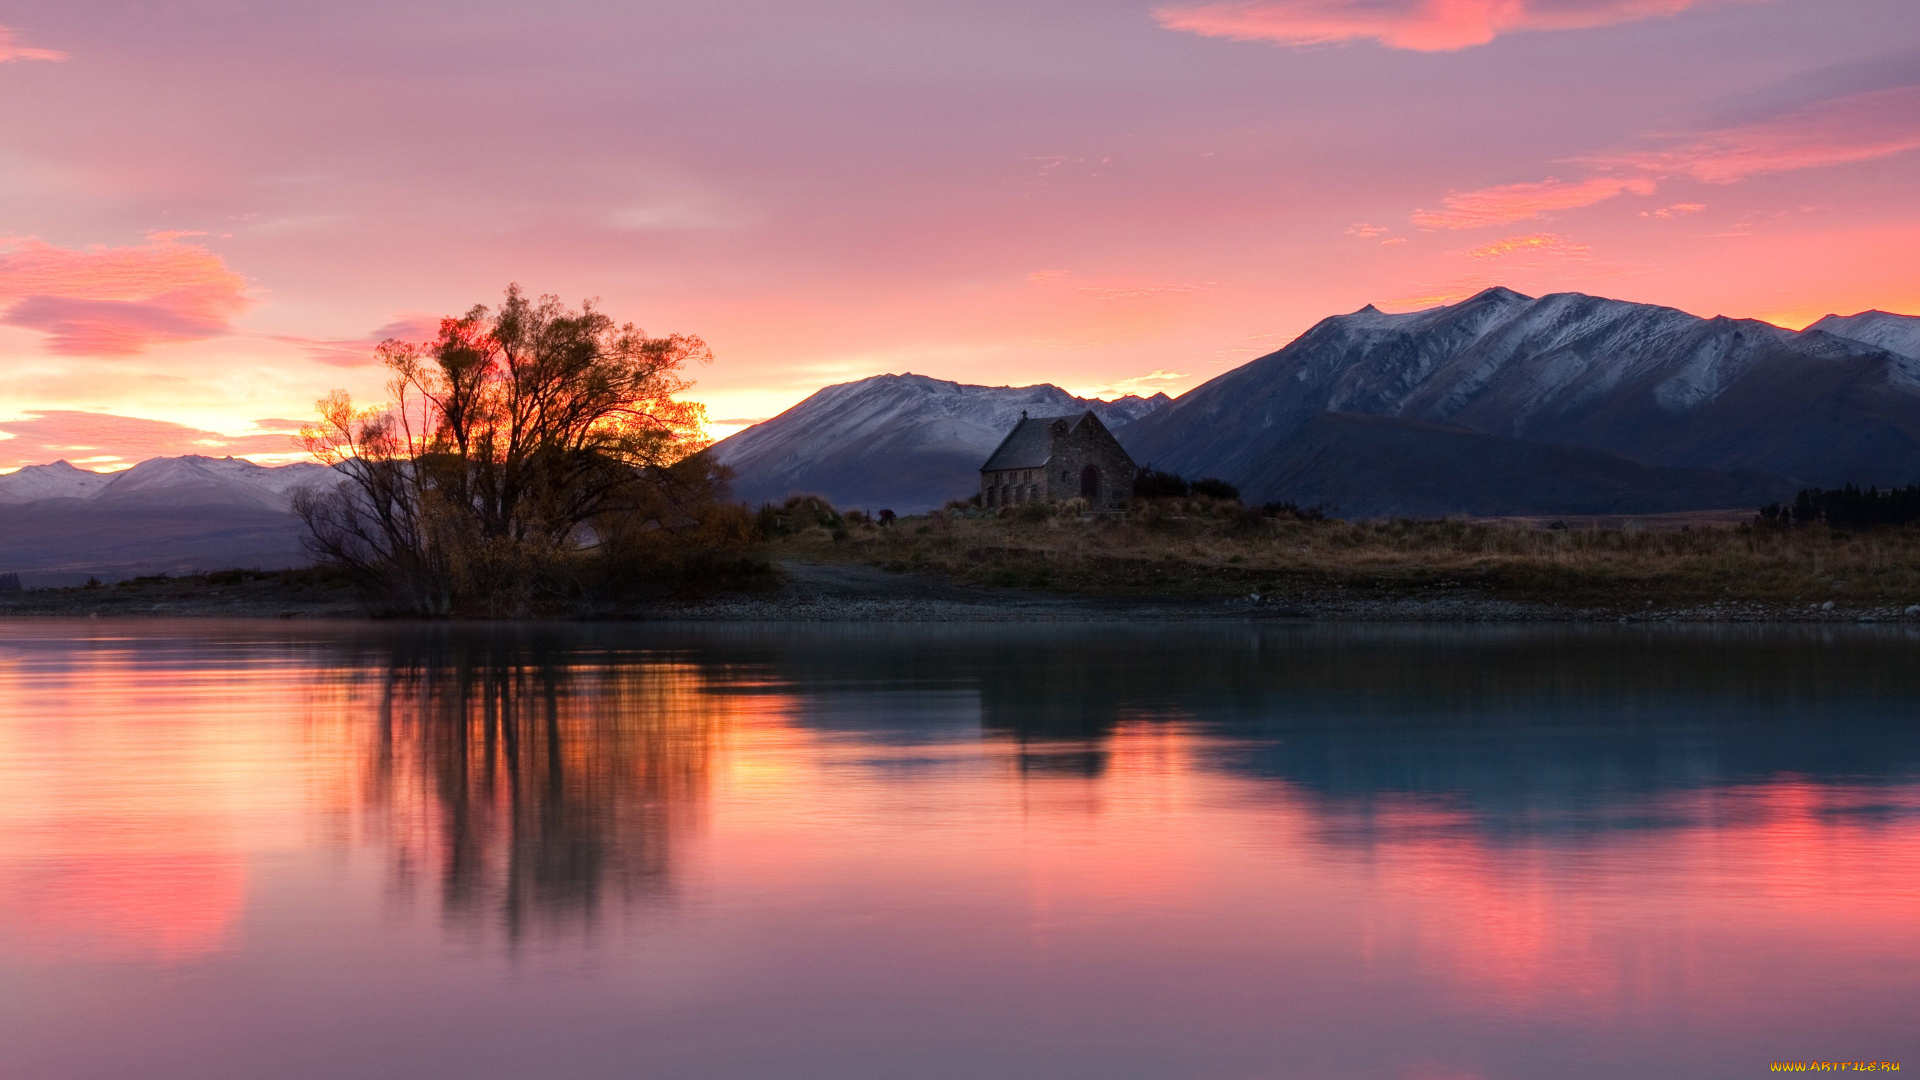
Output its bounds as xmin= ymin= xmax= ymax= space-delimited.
xmin=87 ymin=455 xmax=339 ymax=507
xmin=0 ymin=460 xmax=116 ymax=502
xmin=711 ymin=373 xmax=1170 ymax=512
xmin=0 ymin=454 xmax=338 ymax=506
xmin=1122 ymin=287 xmax=1920 ymax=506
xmin=1807 ymin=310 xmax=1920 ymax=367
xmin=0 ymin=455 xmax=343 ymax=581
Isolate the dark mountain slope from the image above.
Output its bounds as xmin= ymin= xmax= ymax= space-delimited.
xmin=1238 ymin=413 xmax=1793 ymax=517
xmin=1125 ymin=288 xmax=1920 ymax=496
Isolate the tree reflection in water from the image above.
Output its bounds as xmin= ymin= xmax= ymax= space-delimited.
xmin=348 ymin=634 xmax=720 ymax=942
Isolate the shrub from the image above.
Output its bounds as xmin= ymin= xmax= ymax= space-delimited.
xmin=1190 ymin=477 xmax=1240 ymax=502
xmin=1134 ymin=466 xmax=1188 ymax=499
xmin=757 ymin=494 xmax=841 ymax=538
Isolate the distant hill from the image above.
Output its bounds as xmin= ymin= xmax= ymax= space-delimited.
xmin=710 ymin=373 xmax=1169 ymax=512
xmin=0 ymin=455 xmax=339 ymax=584
xmin=1121 ymin=288 xmax=1920 ymax=510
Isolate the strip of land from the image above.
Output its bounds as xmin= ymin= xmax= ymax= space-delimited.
xmin=5 ymin=504 xmax=1920 ymax=622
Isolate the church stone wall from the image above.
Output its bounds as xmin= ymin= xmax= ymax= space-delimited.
xmin=1045 ymin=416 xmax=1135 ymax=510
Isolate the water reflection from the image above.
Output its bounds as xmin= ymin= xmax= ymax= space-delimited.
xmin=338 ymin=633 xmax=724 ymax=942
xmin=3 ymin=621 xmax=1919 ymax=1080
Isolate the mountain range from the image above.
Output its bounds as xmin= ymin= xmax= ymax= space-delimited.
xmin=5 ymin=289 xmax=1918 ymax=579
xmin=1120 ymin=288 xmax=1920 ymax=510
xmin=709 ymin=373 xmax=1169 ymax=512
xmin=0 ymin=456 xmax=337 ymax=584
xmin=716 ymin=289 xmax=1920 ymax=516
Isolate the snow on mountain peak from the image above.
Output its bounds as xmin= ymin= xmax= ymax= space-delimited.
xmin=0 ymin=455 xmax=339 ymax=507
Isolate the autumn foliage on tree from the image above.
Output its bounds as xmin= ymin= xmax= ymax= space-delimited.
xmin=296 ymin=285 xmax=752 ymax=614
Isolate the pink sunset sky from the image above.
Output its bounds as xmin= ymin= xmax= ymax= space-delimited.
xmin=0 ymin=0 xmax=1916 ymax=469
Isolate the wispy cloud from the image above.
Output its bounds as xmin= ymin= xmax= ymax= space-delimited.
xmin=0 ymin=25 xmax=66 ymax=63
xmin=0 ymin=238 xmax=252 ymax=356
xmin=1458 ymin=232 xmax=1592 ymax=260
xmin=1413 ymin=176 xmax=1656 ymax=230
xmin=270 ymin=315 xmax=443 ymax=368
xmin=1152 ymin=0 xmax=1757 ymax=53
xmin=1075 ymin=369 xmax=1189 ymax=397
xmin=1582 ymin=85 xmax=1920 ymax=183
xmin=1345 ymin=222 xmax=1391 ymax=238
xmin=1644 ymin=202 xmax=1706 ymax=218
xmin=1080 ymin=282 xmax=1216 ymax=301
xmin=1027 ymin=269 xmax=1072 ymax=284
xmin=0 ymin=411 xmax=297 ymax=470
xmin=1413 ymin=84 xmax=1920 ymax=231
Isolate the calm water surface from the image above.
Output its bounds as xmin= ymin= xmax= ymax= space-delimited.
xmin=2 ymin=620 xmax=1917 ymax=1080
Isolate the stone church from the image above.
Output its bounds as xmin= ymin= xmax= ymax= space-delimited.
xmin=979 ymin=411 xmax=1137 ymax=510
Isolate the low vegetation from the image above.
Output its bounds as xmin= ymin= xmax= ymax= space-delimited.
xmin=761 ymin=493 xmax=1920 ymax=611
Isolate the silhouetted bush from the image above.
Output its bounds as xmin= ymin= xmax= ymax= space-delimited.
xmin=0 ymin=572 xmax=19 ymax=592
xmin=1759 ymin=485 xmax=1920 ymax=530
xmin=1190 ymin=477 xmax=1240 ymax=502
xmin=1134 ymin=466 xmax=1188 ymax=498
xmin=1259 ymin=501 xmax=1328 ymax=522
xmin=1134 ymin=467 xmax=1242 ymax=503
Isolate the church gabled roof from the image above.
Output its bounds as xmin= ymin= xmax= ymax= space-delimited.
xmin=980 ymin=413 xmax=1074 ymax=472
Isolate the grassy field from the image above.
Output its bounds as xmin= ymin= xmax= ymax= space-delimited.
xmin=766 ymin=497 xmax=1920 ymax=612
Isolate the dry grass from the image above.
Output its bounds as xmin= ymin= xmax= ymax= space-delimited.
xmin=769 ymin=497 xmax=1920 ymax=611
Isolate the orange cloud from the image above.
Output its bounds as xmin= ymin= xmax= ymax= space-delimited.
xmin=0 ymin=238 xmax=252 ymax=355
xmin=1152 ymin=0 xmax=1757 ymax=52
xmin=1459 ymin=232 xmax=1592 ymax=260
xmin=1646 ymin=202 xmax=1706 ymax=218
xmin=1346 ymin=222 xmax=1392 ymax=238
xmin=1080 ymin=281 xmax=1216 ymax=300
xmin=1586 ymin=85 xmax=1920 ymax=184
xmin=0 ymin=411 xmax=296 ymax=470
xmin=0 ymin=25 xmax=66 ymax=63
xmin=1412 ymin=175 xmax=1656 ymax=229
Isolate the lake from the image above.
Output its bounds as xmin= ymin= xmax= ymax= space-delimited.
xmin=1 ymin=620 xmax=1916 ymax=1079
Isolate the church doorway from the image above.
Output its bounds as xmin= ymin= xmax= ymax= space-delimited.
xmin=1080 ymin=465 xmax=1100 ymax=503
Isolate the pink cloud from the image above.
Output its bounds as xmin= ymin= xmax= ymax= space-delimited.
xmin=0 ymin=411 xmax=297 ymax=470
xmin=1410 ymin=85 xmax=1920 ymax=233
xmin=1585 ymin=85 xmax=1920 ymax=184
xmin=1412 ymin=176 xmax=1655 ymax=229
xmin=1645 ymin=202 xmax=1706 ymax=218
xmin=0 ymin=25 xmax=66 ymax=63
xmin=270 ymin=315 xmax=443 ymax=368
xmin=1346 ymin=222 xmax=1392 ymax=238
xmin=1152 ymin=0 xmax=1758 ymax=52
xmin=1458 ymin=232 xmax=1592 ymax=260
xmin=0 ymin=238 xmax=252 ymax=356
